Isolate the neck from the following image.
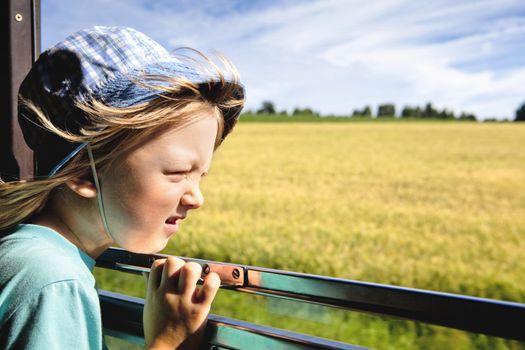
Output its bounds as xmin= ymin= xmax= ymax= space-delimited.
xmin=29 ymin=192 xmax=113 ymax=259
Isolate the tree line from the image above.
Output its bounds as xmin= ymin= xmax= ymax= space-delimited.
xmin=251 ymin=101 xmax=525 ymax=122
xmin=352 ymin=103 xmax=476 ymax=121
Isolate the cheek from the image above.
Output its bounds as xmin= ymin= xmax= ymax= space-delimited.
xmin=134 ymin=183 xmax=181 ymax=216
xmin=105 ymin=170 xmax=188 ymax=232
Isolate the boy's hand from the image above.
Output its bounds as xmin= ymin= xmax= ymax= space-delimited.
xmin=143 ymin=257 xmax=220 ymax=350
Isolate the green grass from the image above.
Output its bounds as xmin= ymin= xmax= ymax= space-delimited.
xmin=95 ymin=122 xmax=525 ymax=349
xmin=239 ymin=112 xmax=483 ymax=122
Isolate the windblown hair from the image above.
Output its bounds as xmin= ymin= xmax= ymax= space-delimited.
xmin=0 ymin=50 xmax=244 ymax=231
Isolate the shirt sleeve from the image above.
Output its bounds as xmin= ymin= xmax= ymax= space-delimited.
xmin=2 ymin=280 xmax=105 ymax=350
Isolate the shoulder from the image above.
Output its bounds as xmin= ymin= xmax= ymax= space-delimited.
xmin=0 ymin=224 xmax=94 ymax=283
xmin=1 ymin=279 xmax=103 ymax=350
xmin=0 ymin=224 xmax=97 ymax=320
xmin=0 ymin=226 xmax=105 ymax=349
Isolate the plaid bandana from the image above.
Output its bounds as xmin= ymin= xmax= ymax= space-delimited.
xmin=18 ymin=26 xmax=204 ymax=177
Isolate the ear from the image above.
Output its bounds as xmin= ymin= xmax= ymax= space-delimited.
xmin=66 ymin=178 xmax=97 ymax=198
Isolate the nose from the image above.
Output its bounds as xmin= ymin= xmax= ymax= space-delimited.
xmin=181 ymin=179 xmax=204 ymax=209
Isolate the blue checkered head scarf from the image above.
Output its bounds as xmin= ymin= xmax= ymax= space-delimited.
xmin=18 ymin=26 xmax=244 ymax=177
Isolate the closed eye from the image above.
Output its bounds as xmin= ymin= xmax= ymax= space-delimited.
xmin=165 ymin=171 xmax=188 ymax=182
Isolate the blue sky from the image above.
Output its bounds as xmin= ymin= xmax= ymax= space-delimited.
xmin=42 ymin=0 xmax=525 ymax=120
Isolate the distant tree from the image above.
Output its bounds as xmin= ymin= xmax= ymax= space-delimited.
xmin=293 ymin=107 xmax=317 ymax=116
xmin=352 ymin=105 xmax=372 ymax=117
xmin=257 ymin=101 xmax=276 ymax=114
xmin=423 ymin=102 xmax=438 ymax=118
xmin=414 ymin=107 xmax=422 ymax=118
xmin=459 ymin=112 xmax=477 ymax=121
xmin=438 ymin=109 xmax=455 ymax=120
xmin=516 ymin=102 xmax=525 ymax=122
xmin=401 ymin=106 xmax=420 ymax=118
xmin=302 ymin=108 xmax=315 ymax=116
xmin=377 ymin=103 xmax=395 ymax=117
xmin=401 ymin=106 xmax=411 ymax=118
xmin=279 ymin=110 xmax=288 ymax=116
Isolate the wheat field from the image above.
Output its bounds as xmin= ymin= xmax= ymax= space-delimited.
xmin=96 ymin=121 xmax=525 ymax=349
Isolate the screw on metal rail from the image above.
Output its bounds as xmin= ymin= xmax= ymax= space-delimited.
xmin=15 ymin=14 xmax=23 ymax=22
xmin=232 ymin=268 xmax=240 ymax=279
xmin=202 ymin=264 xmax=210 ymax=275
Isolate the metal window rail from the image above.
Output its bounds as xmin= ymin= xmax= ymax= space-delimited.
xmin=97 ymin=247 xmax=525 ymax=345
xmin=99 ymin=290 xmax=365 ymax=350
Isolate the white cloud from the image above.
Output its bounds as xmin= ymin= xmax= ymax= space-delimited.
xmin=42 ymin=0 xmax=525 ymax=119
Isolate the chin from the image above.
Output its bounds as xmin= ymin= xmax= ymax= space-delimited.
xmin=122 ymin=238 xmax=169 ymax=255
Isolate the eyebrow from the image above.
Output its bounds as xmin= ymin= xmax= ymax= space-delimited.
xmin=161 ymin=151 xmax=210 ymax=173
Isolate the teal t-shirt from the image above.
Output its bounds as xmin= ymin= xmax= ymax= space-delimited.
xmin=0 ymin=224 xmax=106 ymax=349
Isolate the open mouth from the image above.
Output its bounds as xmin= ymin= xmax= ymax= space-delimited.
xmin=164 ymin=216 xmax=183 ymax=236
xmin=165 ymin=217 xmax=179 ymax=225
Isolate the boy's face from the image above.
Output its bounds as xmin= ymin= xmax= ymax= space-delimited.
xmin=101 ymin=116 xmax=218 ymax=253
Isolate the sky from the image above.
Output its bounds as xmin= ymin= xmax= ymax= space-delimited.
xmin=42 ymin=0 xmax=525 ymax=120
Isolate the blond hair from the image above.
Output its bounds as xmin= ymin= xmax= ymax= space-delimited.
xmin=0 ymin=51 xmax=244 ymax=231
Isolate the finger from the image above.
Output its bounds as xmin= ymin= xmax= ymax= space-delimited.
xmin=178 ymin=262 xmax=202 ymax=299
xmin=194 ymin=272 xmax=221 ymax=306
xmin=147 ymin=258 xmax=165 ymax=294
xmin=161 ymin=256 xmax=185 ymax=291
